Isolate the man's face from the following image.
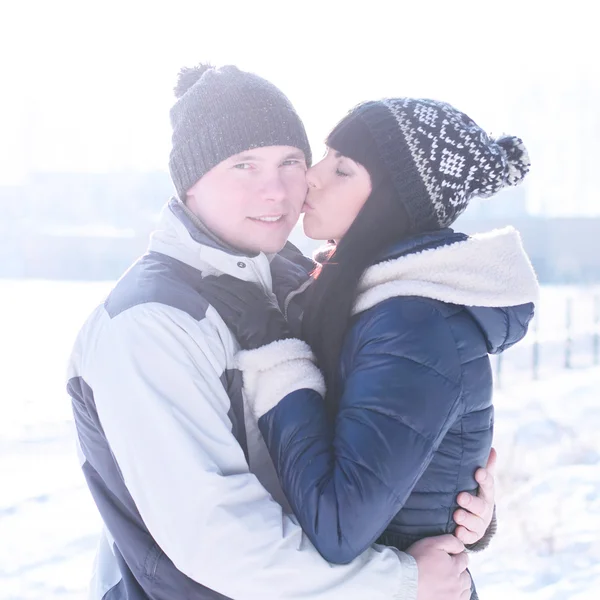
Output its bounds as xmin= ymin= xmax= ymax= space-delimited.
xmin=186 ymin=146 xmax=308 ymax=254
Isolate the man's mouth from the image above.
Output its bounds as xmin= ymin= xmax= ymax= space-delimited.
xmin=249 ymin=215 xmax=284 ymax=223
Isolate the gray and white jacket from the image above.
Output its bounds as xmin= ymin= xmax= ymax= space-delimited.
xmin=66 ymin=198 xmax=418 ymax=600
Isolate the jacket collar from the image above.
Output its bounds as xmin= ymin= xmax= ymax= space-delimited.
xmin=148 ymin=198 xmax=273 ymax=291
xmin=377 ymin=228 xmax=468 ymax=261
xmin=148 ymin=198 xmax=313 ymax=298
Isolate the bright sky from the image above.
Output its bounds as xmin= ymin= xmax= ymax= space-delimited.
xmin=1 ymin=0 xmax=598 ymax=214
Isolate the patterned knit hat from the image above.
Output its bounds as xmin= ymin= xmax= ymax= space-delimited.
xmin=327 ymin=98 xmax=530 ymax=232
xmin=169 ymin=64 xmax=312 ymax=200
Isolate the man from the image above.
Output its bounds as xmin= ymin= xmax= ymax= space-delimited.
xmin=67 ymin=64 xmax=494 ymax=600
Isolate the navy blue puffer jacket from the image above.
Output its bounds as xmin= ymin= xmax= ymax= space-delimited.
xmin=239 ymin=228 xmax=538 ymax=565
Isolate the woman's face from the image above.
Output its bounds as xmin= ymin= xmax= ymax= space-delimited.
xmin=303 ymin=148 xmax=372 ymax=241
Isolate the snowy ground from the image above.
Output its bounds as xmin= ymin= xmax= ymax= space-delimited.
xmin=1 ymin=280 xmax=599 ymax=599
xmin=470 ymin=371 xmax=600 ymax=599
xmin=1 ymin=281 xmax=110 ymax=600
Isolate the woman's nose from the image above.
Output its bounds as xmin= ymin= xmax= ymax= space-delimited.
xmin=306 ymin=166 xmax=321 ymax=189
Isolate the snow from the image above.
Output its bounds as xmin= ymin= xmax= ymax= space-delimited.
xmin=470 ymin=371 xmax=600 ymax=599
xmin=1 ymin=280 xmax=599 ymax=599
xmin=1 ymin=281 xmax=111 ymax=600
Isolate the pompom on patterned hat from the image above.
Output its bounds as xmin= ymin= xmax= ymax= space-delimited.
xmin=326 ymin=97 xmax=530 ymax=233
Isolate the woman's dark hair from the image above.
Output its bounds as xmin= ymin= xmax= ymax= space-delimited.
xmin=301 ymin=181 xmax=413 ymax=414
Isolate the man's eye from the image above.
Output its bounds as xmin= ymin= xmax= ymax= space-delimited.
xmin=336 ymin=168 xmax=350 ymax=177
xmin=233 ymin=163 xmax=252 ymax=170
xmin=282 ymin=159 xmax=302 ymax=166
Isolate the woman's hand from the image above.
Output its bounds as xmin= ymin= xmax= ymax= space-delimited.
xmin=453 ymin=448 xmax=497 ymax=546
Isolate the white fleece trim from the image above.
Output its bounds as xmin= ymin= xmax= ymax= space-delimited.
xmin=236 ymin=338 xmax=316 ymax=373
xmin=354 ymin=227 xmax=539 ymax=315
xmin=236 ymin=339 xmax=326 ymax=419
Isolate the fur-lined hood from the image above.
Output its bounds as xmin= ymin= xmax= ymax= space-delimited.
xmin=353 ymin=227 xmax=539 ymax=316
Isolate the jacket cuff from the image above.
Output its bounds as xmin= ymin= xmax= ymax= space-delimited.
xmin=466 ymin=505 xmax=497 ymax=552
xmin=393 ymin=551 xmax=419 ymax=600
xmin=236 ymin=339 xmax=326 ymax=419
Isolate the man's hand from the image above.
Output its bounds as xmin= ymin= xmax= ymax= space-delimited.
xmin=454 ymin=447 xmax=497 ymax=545
xmin=407 ymin=535 xmax=471 ymax=600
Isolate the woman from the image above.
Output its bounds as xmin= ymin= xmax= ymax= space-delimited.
xmin=203 ymin=97 xmax=538 ymax=594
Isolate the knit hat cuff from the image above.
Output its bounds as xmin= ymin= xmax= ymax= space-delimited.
xmin=170 ymin=111 xmax=312 ymax=199
xmin=169 ymin=142 xmax=209 ymax=200
xmin=358 ymin=102 xmax=440 ymax=232
xmin=326 ymin=110 xmax=390 ymax=191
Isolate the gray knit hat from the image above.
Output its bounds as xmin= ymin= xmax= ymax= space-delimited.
xmin=327 ymin=98 xmax=530 ymax=233
xmin=169 ymin=64 xmax=312 ymax=199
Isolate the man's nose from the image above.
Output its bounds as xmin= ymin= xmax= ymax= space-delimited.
xmin=262 ymin=174 xmax=287 ymax=202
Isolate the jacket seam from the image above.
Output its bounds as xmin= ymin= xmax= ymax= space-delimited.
xmin=104 ymin=300 xmax=206 ymax=326
xmin=445 ymin=405 xmax=466 ymax=532
xmin=105 ymin=297 xmax=207 ymax=321
xmin=143 ymin=542 xmax=164 ymax=581
xmin=358 ymin=298 xmax=463 ymax=385
xmin=460 ymin=354 xmax=488 ymax=367
xmin=342 ymin=406 xmax=435 ymax=442
xmin=421 ymin=306 xmax=467 ymax=534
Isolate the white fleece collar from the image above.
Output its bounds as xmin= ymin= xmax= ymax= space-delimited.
xmin=353 ymin=227 xmax=539 ymax=315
